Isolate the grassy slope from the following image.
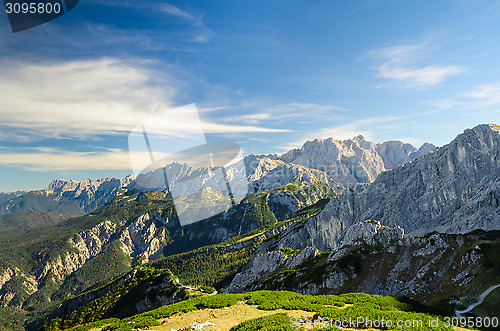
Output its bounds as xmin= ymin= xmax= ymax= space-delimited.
xmin=55 ymin=291 xmax=472 ymax=331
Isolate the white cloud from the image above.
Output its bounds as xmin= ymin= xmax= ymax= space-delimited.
xmin=0 ymin=58 xmax=172 ymax=140
xmin=0 ymin=147 xmax=132 ymax=171
xmin=0 ymin=58 xmax=287 ymax=142
xmin=425 ymin=82 xmax=500 ymax=112
xmin=369 ymin=42 xmax=466 ymax=89
xmin=203 ymin=122 xmax=291 ymax=133
xmin=462 ymin=83 xmax=500 ymax=105
xmin=86 ymin=24 xmax=155 ymax=48
xmin=378 ymin=63 xmax=465 ymax=87
xmin=218 ymin=102 xmax=348 ymax=125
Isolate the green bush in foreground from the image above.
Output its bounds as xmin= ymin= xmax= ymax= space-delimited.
xmin=229 ymin=313 xmax=296 ymax=331
xmin=201 ymin=285 xmax=216 ymax=294
xmin=101 ymin=316 xmax=159 ymax=331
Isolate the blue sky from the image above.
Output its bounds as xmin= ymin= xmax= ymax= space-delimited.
xmin=1 ymin=0 xmax=500 ymax=191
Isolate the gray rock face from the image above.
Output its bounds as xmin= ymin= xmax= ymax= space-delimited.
xmin=131 ymin=131 xmax=438 ymax=198
xmin=119 ymin=212 xmax=165 ymax=265
xmin=327 ymin=220 xmax=404 ymax=261
xmin=226 ymin=124 xmax=500 ymax=299
xmin=225 ymin=246 xmax=321 ymax=293
xmin=274 ymin=124 xmax=500 ymax=252
xmin=244 ymin=156 xmax=335 ymax=193
xmin=279 ymin=135 xmax=436 ymax=188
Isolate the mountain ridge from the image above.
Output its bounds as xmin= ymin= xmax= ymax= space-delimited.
xmin=0 ymin=135 xmax=437 ymax=216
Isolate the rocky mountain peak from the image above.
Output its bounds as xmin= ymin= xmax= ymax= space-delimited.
xmin=279 ymin=134 xmax=436 ymax=189
xmin=45 ymin=179 xmax=78 ymax=193
xmin=489 ymin=123 xmax=500 ymax=132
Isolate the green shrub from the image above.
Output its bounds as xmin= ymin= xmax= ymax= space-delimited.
xmin=201 ymin=285 xmax=216 ymax=294
xmin=194 ymin=293 xmax=243 ymax=308
xmin=229 ymin=313 xmax=295 ymax=331
xmin=66 ymin=290 xmax=456 ymax=331
xmin=101 ymin=316 xmax=159 ymax=331
xmin=64 ymin=318 xmax=120 ymax=331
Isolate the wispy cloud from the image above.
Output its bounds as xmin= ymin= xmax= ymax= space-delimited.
xmin=368 ymin=42 xmax=466 ymax=89
xmin=216 ymin=102 xmax=348 ymax=125
xmin=0 ymin=147 xmax=132 ymax=171
xmin=86 ymin=24 xmax=155 ymax=48
xmin=88 ymin=0 xmax=214 ymax=43
xmin=160 ymin=4 xmax=214 ymax=42
xmin=0 ymin=58 xmax=173 ymax=141
xmin=425 ymin=82 xmax=500 ymax=111
xmin=462 ymin=83 xmax=500 ymax=105
xmin=0 ymin=58 xmax=288 ymax=143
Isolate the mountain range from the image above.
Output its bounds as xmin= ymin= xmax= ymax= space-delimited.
xmin=0 ymin=134 xmax=437 ymax=217
xmin=0 ymin=124 xmax=498 ymax=331
xmin=0 ymin=178 xmax=133 ymax=216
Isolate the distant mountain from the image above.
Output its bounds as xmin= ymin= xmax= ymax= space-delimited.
xmin=0 ymin=136 xmax=435 ymax=218
xmin=129 ymin=155 xmax=334 ymax=194
xmin=0 ymin=177 xmax=133 ymax=215
xmin=0 ymin=191 xmax=25 ymax=204
xmin=279 ymin=135 xmax=436 ymax=188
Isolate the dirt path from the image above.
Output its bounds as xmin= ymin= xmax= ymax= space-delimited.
xmin=455 ymin=284 xmax=500 ymax=317
xmin=155 ymin=302 xmax=315 ymax=331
